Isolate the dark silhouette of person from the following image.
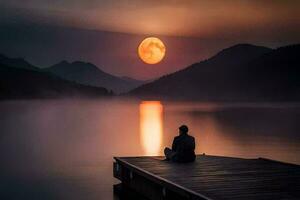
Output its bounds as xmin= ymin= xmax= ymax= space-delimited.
xmin=164 ymin=125 xmax=196 ymax=163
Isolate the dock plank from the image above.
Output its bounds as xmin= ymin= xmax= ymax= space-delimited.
xmin=114 ymin=155 xmax=300 ymax=200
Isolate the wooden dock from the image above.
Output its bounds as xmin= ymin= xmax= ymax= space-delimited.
xmin=113 ymin=155 xmax=300 ymax=200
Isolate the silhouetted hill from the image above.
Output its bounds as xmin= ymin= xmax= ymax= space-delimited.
xmin=209 ymin=44 xmax=272 ymax=65
xmin=121 ymin=76 xmax=145 ymax=85
xmin=239 ymin=44 xmax=300 ymax=100
xmin=0 ymin=64 xmax=110 ymax=99
xmin=129 ymin=44 xmax=300 ymax=101
xmin=45 ymin=61 xmax=146 ymax=94
xmin=0 ymin=54 xmax=39 ymax=70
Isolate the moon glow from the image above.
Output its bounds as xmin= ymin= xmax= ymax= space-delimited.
xmin=138 ymin=37 xmax=166 ymax=64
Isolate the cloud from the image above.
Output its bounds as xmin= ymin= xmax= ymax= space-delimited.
xmin=1 ymin=0 xmax=299 ymax=40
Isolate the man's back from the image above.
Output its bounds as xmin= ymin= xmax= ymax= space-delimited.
xmin=172 ymin=134 xmax=196 ymax=162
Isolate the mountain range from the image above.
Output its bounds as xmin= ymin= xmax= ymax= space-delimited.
xmin=1 ymin=43 xmax=299 ymax=101
xmin=0 ymin=54 xmax=39 ymax=71
xmin=129 ymin=44 xmax=300 ymax=101
xmin=0 ymin=55 xmax=111 ymax=99
xmin=0 ymin=54 xmax=146 ymax=99
xmin=44 ymin=61 xmax=146 ymax=94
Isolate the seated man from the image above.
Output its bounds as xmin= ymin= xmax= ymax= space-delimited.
xmin=164 ymin=125 xmax=196 ymax=163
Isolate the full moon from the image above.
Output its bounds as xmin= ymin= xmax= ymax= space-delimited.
xmin=138 ymin=37 xmax=166 ymax=64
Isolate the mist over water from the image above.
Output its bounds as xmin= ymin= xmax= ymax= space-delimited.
xmin=1 ymin=99 xmax=300 ymax=199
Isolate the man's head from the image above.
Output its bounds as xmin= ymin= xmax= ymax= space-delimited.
xmin=179 ymin=125 xmax=189 ymax=135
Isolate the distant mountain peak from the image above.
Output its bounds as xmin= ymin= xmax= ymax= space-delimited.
xmin=58 ymin=60 xmax=70 ymax=65
xmin=49 ymin=60 xmax=102 ymax=73
xmin=227 ymin=43 xmax=260 ymax=48
xmin=0 ymin=54 xmax=38 ymax=70
xmin=46 ymin=60 xmax=146 ymax=93
xmin=220 ymin=43 xmax=272 ymax=53
xmin=71 ymin=61 xmax=88 ymax=65
xmin=71 ymin=61 xmax=98 ymax=69
xmin=208 ymin=43 xmax=272 ymax=65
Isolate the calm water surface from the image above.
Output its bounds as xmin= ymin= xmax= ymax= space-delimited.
xmin=1 ymin=99 xmax=300 ymax=199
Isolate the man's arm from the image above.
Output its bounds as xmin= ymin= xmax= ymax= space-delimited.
xmin=172 ymin=137 xmax=177 ymax=151
xmin=191 ymin=137 xmax=195 ymax=150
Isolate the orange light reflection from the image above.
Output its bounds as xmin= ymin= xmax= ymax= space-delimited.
xmin=139 ymin=101 xmax=163 ymax=156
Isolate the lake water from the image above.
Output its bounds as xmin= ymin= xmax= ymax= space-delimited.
xmin=1 ymin=99 xmax=300 ymax=199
